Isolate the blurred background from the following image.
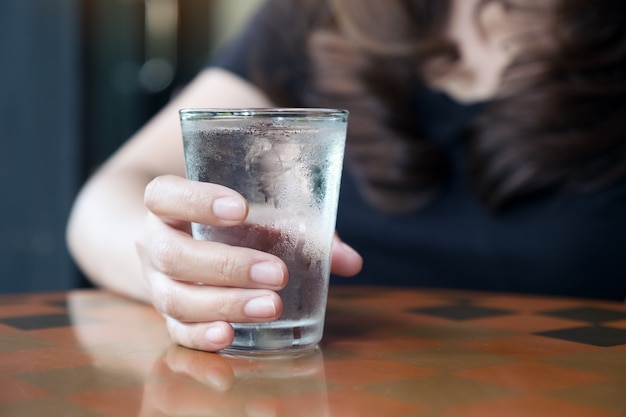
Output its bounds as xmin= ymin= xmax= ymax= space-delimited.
xmin=0 ymin=0 xmax=262 ymax=293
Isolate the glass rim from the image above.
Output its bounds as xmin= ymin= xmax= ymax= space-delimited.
xmin=179 ymin=108 xmax=348 ymax=121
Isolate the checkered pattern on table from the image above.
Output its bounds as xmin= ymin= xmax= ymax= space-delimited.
xmin=0 ymin=287 xmax=625 ymax=417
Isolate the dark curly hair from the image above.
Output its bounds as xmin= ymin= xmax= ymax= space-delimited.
xmin=249 ymin=0 xmax=626 ymax=213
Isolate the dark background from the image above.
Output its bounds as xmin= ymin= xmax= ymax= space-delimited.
xmin=0 ymin=0 xmax=259 ymax=293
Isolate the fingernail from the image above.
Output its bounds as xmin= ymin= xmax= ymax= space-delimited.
xmin=244 ymin=296 xmax=277 ymax=318
xmin=250 ymin=262 xmax=284 ymax=286
xmin=213 ymin=197 xmax=246 ymax=221
xmin=205 ymin=325 xmax=226 ymax=344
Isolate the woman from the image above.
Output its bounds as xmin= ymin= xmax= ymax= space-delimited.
xmin=67 ymin=0 xmax=626 ymax=352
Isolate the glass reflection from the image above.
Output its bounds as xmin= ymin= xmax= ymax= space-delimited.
xmin=140 ymin=346 xmax=330 ymax=417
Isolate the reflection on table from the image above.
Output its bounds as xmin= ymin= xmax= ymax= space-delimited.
xmin=1 ymin=286 xmax=625 ymax=417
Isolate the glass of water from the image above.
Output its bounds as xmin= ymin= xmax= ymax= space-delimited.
xmin=179 ymin=108 xmax=348 ymax=355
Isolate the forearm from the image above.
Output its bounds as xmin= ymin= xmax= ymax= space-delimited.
xmin=66 ymin=166 xmax=153 ymax=301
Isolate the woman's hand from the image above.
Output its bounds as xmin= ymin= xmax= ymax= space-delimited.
xmin=136 ymin=175 xmax=362 ymax=352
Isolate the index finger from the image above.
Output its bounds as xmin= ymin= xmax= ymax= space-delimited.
xmin=145 ymin=175 xmax=248 ymax=226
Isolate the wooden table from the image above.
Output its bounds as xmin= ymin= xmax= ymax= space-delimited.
xmin=1 ymin=286 xmax=625 ymax=417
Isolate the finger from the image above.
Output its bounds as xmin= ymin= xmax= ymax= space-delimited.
xmin=330 ymin=234 xmax=363 ymax=277
xmin=145 ymin=175 xmax=248 ymax=226
xmin=141 ymin=214 xmax=287 ymax=289
xmin=151 ymin=276 xmax=283 ymax=323
xmin=165 ymin=317 xmax=235 ymax=352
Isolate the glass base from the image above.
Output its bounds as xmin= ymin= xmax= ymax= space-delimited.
xmin=220 ymin=319 xmax=323 ymax=357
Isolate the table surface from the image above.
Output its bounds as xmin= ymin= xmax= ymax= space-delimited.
xmin=1 ymin=286 xmax=625 ymax=417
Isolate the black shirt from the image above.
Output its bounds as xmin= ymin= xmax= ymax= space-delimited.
xmin=211 ymin=0 xmax=626 ymax=300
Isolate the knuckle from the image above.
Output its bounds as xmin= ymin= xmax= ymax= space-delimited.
xmin=178 ymin=183 xmax=206 ymax=221
xmin=152 ymin=281 xmax=180 ymax=318
xmin=213 ymin=251 xmax=243 ymax=283
xmin=179 ymin=184 xmax=197 ymax=209
xmin=213 ymin=293 xmax=236 ymax=321
xmin=151 ymin=238 xmax=183 ymax=276
xmin=144 ymin=176 xmax=165 ymax=208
